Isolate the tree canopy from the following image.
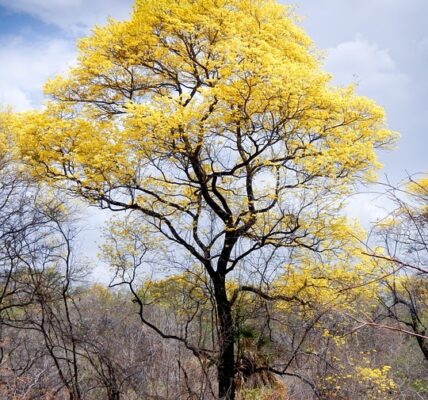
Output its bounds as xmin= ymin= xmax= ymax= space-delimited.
xmin=8 ymin=1 xmax=397 ymax=398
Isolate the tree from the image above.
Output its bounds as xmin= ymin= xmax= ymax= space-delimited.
xmin=368 ymin=175 xmax=428 ymax=361
xmin=11 ymin=1 xmax=395 ymax=398
xmin=0 ymin=146 xmax=84 ymax=397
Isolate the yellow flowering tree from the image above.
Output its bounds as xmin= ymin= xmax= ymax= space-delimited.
xmin=10 ymin=0 xmax=395 ymax=398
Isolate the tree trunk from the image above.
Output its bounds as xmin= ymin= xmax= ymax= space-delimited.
xmin=213 ymin=274 xmax=236 ymax=400
xmin=107 ymin=388 xmax=121 ymax=400
xmin=409 ymin=306 xmax=428 ymax=362
xmin=416 ymin=333 xmax=428 ymax=361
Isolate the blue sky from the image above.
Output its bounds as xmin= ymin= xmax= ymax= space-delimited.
xmin=0 ymin=1 xmax=426 ymax=278
xmin=0 ymin=6 xmax=44 ymax=34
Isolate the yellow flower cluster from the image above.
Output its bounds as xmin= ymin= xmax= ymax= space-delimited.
xmin=9 ymin=0 xmax=395 ymax=217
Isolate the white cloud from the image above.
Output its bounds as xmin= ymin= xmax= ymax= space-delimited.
xmin=0 ymin=35 xmax=76 ymax=111
xmin=0 ymin=0 xmax=133 ymax=35
xmin=324 ymin=34 xmax=410 ymax=104
xmin=345 ymin=192 xmax=392 ymax=230
xmin=417 ymin=35 xmax=428 ymax=51
xmin=0 ymin=1 xmax=134 ymax=111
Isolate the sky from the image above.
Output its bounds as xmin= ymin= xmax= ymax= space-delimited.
xmin=0 ymin=0 xmax=426 ymax=279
